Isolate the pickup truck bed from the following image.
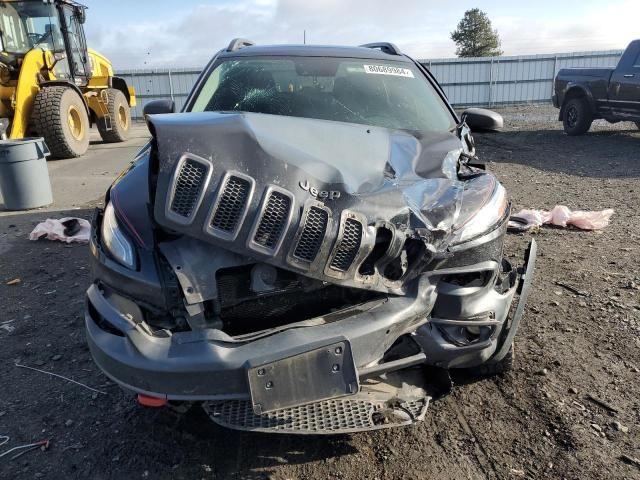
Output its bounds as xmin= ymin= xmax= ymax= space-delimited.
xmin=553 ymin=40 xmax=640 ymax=135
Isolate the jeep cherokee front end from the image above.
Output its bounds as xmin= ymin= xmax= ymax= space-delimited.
xmin=85 ymin=40 xmax=535 ymax=434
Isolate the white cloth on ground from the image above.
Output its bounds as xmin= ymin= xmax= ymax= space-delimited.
xmin=29 ymin=217 xmax=91 ymax=243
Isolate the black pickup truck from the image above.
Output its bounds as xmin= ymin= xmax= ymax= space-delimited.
xmin=553 ymin=39 xmax=640 ymax=135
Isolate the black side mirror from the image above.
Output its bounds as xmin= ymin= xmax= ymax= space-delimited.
xmin=143 ymin=99 xmax=175 ymax=117
xmin=461 ymin=108 xmax=504 ymax=132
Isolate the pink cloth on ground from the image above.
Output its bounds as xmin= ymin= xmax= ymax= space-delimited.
xmin=511 ymin=205 xmax=614 ymax=230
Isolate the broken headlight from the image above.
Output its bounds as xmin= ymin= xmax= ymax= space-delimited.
xmin=102 ymin=201 xmax=136 ymax=269
xmin=450 ymin=175 xmax=508 ymax=245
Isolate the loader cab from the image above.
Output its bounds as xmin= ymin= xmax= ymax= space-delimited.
xmin=0 ymin=0 xmax=89 ymax=84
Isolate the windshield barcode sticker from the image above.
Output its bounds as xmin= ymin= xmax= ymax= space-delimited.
xmin=363 ymin=65 xmax=414 ymax=78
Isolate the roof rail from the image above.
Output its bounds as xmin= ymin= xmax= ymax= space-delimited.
xmin=227 ymin=38 xmax=256 ymax=52
xmin=360 ymin=42 xmax=402 ymax=56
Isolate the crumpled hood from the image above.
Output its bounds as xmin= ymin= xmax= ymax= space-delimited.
xmin=148 ymin=111 xmax=487 ymax=295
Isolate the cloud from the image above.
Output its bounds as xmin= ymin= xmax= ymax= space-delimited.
xmin=84 ymin=0 xmax=638 ymax=69
xmin=492 ymin=0 xmax=638 ymax=57
xmin=85 ymin=0 xmax=457 ymax=68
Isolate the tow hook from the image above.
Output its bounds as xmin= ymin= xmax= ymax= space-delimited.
xmin=137 ymin=394 xmax=168 ymax=407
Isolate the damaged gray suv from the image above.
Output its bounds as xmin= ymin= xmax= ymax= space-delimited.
xmin=85 ymin=39 xmax=536 ymax=433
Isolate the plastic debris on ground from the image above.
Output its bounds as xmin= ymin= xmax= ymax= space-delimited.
xmin=28 ymin=218 xmax=90 ymax=244
xmin=0 ymin=436 xmax=49 ymax=460
xmin=508 ymin=205 xmax=614 ymax=232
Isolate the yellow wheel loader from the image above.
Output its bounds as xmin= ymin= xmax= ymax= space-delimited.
xmin=0 ymin=0 xmax=136 ymax=158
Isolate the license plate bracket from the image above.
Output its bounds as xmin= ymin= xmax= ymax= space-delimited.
xmin=247 ymin=340 xmax=358 ymax=414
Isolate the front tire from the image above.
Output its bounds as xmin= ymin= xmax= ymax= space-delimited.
xmin=562 ymin=97 xmax=592 ymax=136
xmin=32 ymin=86 xmax=90 ymax=159
xmin=97 ymin=88 xmax=131 ymax=143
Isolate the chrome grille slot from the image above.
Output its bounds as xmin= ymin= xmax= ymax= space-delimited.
xmin=293 ymin=206 xmax=329 ymax=263
xmin=209 ymin=175 xmax=252 ymax=235
xmin=330 ymin=218 xmax=363 ymax=272
xmin=170 ymin=158 xmax=208 ymax=218
xmin=253 ymin=190 xmax=292 ymax=250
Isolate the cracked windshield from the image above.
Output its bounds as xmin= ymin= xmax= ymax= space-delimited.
xmin=191 ymin=57 xmax=455 ymax=132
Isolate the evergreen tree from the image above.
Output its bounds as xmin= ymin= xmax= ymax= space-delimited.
xmin=451 ymin=9 xmax=503 ymax=57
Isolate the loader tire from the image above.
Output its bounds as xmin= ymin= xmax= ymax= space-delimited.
xmin=32 ymin=86 xmax=90 ymax=159
xmin=97 ymin=88 xmax=130 ymax=143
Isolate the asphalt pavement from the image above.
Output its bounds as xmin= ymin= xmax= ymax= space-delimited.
xmin=0 ymin=123 xmax=150 ymax=216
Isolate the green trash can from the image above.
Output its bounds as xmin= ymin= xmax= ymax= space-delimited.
xmin=0 ymin=138 xmax=52 ymax=210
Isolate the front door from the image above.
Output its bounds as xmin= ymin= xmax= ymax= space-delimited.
xmin=609 ymin=50 xmax=640 ymax=119
xmin=59 ymin=5 xmax=89 ymax=86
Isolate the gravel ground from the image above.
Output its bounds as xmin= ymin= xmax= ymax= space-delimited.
xmin=1 ymin=104 xmax=639 ymax=480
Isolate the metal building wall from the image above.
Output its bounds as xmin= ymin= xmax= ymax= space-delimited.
xmin=117 ymin=49 xmax=623 ymax=118
xmin=421 ymin=50 xmax=623 ymax=106
xmin=116 ymin=68 xmax=201 ymax=119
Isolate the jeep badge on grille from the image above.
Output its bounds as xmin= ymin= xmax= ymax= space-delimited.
xmin=299 ymin=180 xmax=341 ymax=200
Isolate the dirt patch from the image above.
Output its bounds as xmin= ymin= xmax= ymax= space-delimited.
xmin=0 ymin=105 xmax=639 ymax=479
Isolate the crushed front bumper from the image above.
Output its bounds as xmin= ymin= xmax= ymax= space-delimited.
xmin=85 ymin=278 xmax=435 ymax=401
xmin=86 ymin=233 xmax=536 ymax=432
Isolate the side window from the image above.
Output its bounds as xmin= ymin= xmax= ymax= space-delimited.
xmin=633 ymin=52 xmax=640 ymax=68
xmin=0 ymin=5 xmax=30 ymax=53
xmin=63 ymin=9 xmax=87 ymax=77
xmin=30 ymin=16 xmax=64 ymax=51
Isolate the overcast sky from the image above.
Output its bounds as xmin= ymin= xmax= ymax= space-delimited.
xmin=81 ymin=0 xmax=638 ymax=70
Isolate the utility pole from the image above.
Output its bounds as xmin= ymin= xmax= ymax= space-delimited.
xmin=303 ymin=30 xmax=306 ymax=44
